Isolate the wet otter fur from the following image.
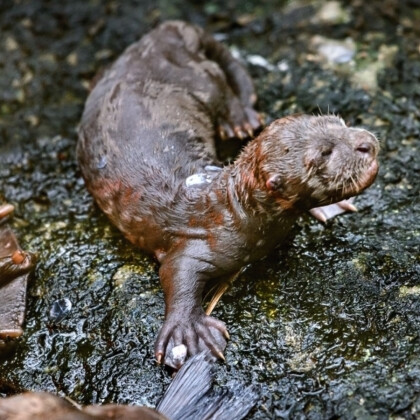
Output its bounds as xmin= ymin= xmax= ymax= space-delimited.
xmin=77 ymin=21 xmax=379 ymax=367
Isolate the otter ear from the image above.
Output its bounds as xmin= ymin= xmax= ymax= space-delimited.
xmin=266 ymin=174 xmax=283 ymax=191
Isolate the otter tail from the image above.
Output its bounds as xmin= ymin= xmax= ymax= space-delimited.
xmin=157 ymin=352 xmax=258 ymax=420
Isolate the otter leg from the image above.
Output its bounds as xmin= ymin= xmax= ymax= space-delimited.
xmin=201 ymin=33 xmax=263 ymax=140
xmin=309 ymin=198 xmax=357 ymax=222
xmin=155 ymin=256 xmax=228 ymax=369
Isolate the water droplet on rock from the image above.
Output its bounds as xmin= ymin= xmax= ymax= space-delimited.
xmin=49 ymin=298 xmax=72 ymax=322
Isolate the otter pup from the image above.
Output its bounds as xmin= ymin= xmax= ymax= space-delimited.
xmin=77 ymin=21 xmax=379 ymax=367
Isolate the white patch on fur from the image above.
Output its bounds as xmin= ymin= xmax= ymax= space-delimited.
xmin=185 ymin=173 xmax=213 ymax=187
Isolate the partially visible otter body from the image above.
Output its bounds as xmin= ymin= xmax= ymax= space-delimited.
xmin=0 ymin=353 xmax=257 ymax=420
xmin=0 ymin=204 xmax=36 ymax=350
xmin=77 ymin=21 xmax=379 ymax=367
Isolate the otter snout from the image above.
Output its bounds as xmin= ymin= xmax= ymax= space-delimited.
xmin=344 ymin=127 xmax=380 ymax=195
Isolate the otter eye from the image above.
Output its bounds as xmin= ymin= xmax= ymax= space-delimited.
xmin=321 ymin=149 xmax=332 ymax=157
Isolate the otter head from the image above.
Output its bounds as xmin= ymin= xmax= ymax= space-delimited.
xmin=260 ymin=115 xmax=379 ymax=210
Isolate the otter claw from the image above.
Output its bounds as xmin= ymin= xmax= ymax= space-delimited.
xmin=218 ymin=123 xmax=235 ymax=140
xmin=309 ymin=207 xmax=328 ymax=223
xmin=219 ymin=106 xmax=262 ymax=141
xmin=218 ymin=126 xmax=228 ymax=141
xmin=243 ymin=122 xmax=254 ymax=138
xmin=337 ymin=200 xmax=358 ymax=213
xmin=234 ymin=126 xmax=246 ymax=140
xmin=155 ymin=312 xmax=228 ymax=368
xmin=244 ymin=107 xmax=264 ymax=131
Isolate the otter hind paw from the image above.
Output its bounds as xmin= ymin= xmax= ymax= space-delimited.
xmin=155 ymin=313 xmax=228 ymax=369
xmin=218 ymin=100 xmax=263 ymax=141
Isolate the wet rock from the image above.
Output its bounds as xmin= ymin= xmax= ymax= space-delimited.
xmin=49 ymin=298 xmax=72 ymax=323
xmin=310 ymin=35 xmax=356 ymax=64
xmin=246 ymin=54 xmax=276 ymax=71
xmin=351 ymin=44 xmax=399 ymax=91
xmin=313 ymin=1 xmax=350 ymax=25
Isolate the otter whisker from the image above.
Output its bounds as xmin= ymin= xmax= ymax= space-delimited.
xmin=349 ymin=174 xmax=358 ymax=192
xmin=302 ymin=166 xmax=314 ymax=183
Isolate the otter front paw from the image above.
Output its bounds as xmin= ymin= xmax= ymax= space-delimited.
xmin=309 ymin=198 xmax=357 ymax=223
xmin=154 ymin=311 xmax=228 ymax=369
